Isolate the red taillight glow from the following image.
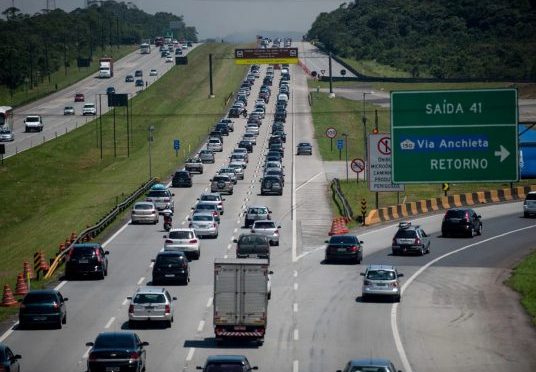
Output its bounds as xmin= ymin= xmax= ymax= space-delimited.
xmin=415 ymin=238 xmax=421 ymax=245
xmin=390 ymin=282 xmax=399 ymax=288
xmin=129 ymin=352 xmax=140 ymax=361
xmin=52 ymin=302 xmax=59 ymax=310
xmin=347 ymin=245 xmax=358 ymax=252
xmin=165 ymin=239 xmax=174 ymax=244
xmin=165 ymin=304 xmax=171 ymax=314
xmin=88 ymin=353 xmax=97 ymax=362
xmin=128 ymin=304 xmax=134 ymax=313
xmin=189 ymin=239 xmax=198 ymax=244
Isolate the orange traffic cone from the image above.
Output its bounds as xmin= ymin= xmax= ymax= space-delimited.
xmin=70 ymin=232 xmax=77 ymax=243
xmin=1 ymin=284 xmax=18 ymax=307
xmin=14 ymin=273 xmax=28 ymax=296
xmin=23 ymin=261 xmax=35 ymax=280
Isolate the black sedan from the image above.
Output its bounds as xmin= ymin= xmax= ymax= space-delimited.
xmin=19 ymin=289 xmax=68 ymax=329
xmin=297 ymin=142 xmax=313 ymax=155
xmin=324 ymin=234 xmax=364 ymax=264
xmin=441 ymin=208 xmax=482 ymax=237
xmin=135 ymin=79 xmax=144 ymax=87
xmin=0 ymin=343 xmax=21 ymax=372
xmin=86 ymin=332 xmax=148 ymax=372
xmin=238 ymin=140 xmax=254 ymax=153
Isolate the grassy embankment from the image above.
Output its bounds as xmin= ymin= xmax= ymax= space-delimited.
xmin=507 ymin=252 xmax=536 ymax=325
xmin=0 ymin=43 xmax=246 ymax=320
xmin=0 ymin=45 xmax=137 ymax=108
xmin=340 ymin=57 xmax=412 ymax=78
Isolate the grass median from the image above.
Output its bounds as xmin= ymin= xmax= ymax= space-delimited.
xmin=507 ymin=250 xmax=536 ymax=326
xmin=0 ymin=43 xmax=247 ymax=320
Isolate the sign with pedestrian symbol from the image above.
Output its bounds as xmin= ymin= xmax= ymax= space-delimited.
xmin=391 ymin=89 xmax=518 ymax=183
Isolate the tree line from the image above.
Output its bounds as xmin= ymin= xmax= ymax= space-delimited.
xmin=0 ymin=1 xmax=198 ymax=91
xmin=307 ymin=0 xmax=536 ymax=80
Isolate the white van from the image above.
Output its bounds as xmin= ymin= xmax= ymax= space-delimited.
xmin=277 ymin=93 xmax=289 ymax=102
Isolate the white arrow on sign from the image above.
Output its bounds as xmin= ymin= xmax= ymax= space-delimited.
xmin=494 ymin=145 xmax=510 ymax=162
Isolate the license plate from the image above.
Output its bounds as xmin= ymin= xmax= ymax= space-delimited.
xmin=79 ymin=259 xmax=89 ymax=264
xmin=145 ymin=306 xmax=154 ymax=310
xmin=337 ymin=248 xmax=347 ymax=253
xmin=165 ymin=274 xmax=175 ymax=278
xmin=375 ymin=283 xmax=387 ymax=287
xmin=234 ymin=326 xmax=246 ymax=331
xmin=33 ymin=316 xmax=47 ymax=321
xmin=106 ymin=367 xmax=120 ymax=372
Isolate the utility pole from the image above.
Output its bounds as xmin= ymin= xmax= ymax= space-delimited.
xmin=328 ymin=52 xmax=333 ymax=95
xmin=209 ymin=54 xmax=214 ymax=98
xmin=148 ymin=125 xmax=155 ymax=180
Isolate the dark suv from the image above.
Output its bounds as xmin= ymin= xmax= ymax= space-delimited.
xmin=19 ymin=289 xmax=68 ymax=329
xmin=172 ymin=170 xmax=193 ymax=188
xmin=441 ymin=208 xmax=482 ymax=237
xmin=261 ymin=176 xmax=283 ymax=196
xmin=197 ymin=355 xmax=258 ymax=372
xmin=65 ymin=243 xmax=109 ymax=279
xmin=234 ymin=234 xmax=270 ymax=261
xmin=391 ymin=222 xmax=430 ymax=256
xmin=152 ymin=251 xmax=189 ymax=285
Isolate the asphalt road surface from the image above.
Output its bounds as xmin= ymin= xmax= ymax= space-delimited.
xmin=297 ymin=41 xmax=355 ymax=78
xmin=1 ymin=60 xmax=535 ymax=372
xmin=3 ymin=44 xmax=198 ymax=158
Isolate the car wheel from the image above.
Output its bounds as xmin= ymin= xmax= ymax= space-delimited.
xmin=420 ymin=247 xmax=425 ymax=256
xmin=196 ymin=250 xmax=200 ymax=260
xmin=442 ymin=230 xmax=448 ymax=238
xmin=361 ymin=294 xmax=368 ymax=302
xmin=56 ymin=319 xmax=62 ymax=329
xmin=427 ymin=244 xmax=431 ymax=254
xmin=392 ymin=249 xmax=397 ymax=256
xmin=467 ymin=227 xmax=474 ymax=238
xmin=395 ymin=295 xmax=401 ymax=303
xmin=98 ymin=270 xmax=105 ymax=280
xmin=166 ymin=320 xmax=172 ymax=328
xmin=229 ymin=190 xmax=233 ymax=195
xmin=524 ymin=212 xmax=529 ymax=218
xmin=62 ymin=314 xmax=67 ymax=324
xmin=477 ymin=224 xmax=482 ymax=235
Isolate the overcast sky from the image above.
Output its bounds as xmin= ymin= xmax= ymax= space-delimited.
xmin=1 ymin=0 xmax=347 ymax=39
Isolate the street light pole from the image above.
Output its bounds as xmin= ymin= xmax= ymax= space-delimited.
xmin=342 ymin=133 xmax=349 ymax=182
xmin=362 ymin=91 xmax=374 ymax=180
xmin=148 ymin=125 xmax=154 ymax=180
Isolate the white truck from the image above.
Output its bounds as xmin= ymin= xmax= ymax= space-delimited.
xmin=213 ymin=258 xmax=271 ymax=345
xmin=98 ymin=57 xmax=113 ymax=78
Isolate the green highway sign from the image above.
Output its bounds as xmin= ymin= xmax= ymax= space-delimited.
xmin=391 ymin=89 xmax=518 ymax=183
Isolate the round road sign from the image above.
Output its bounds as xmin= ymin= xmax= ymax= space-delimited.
xmin=325 ymin=127 xmax=337 ymax=139
xmin=377 ymin=136 xmax=391 ymax=155
xmin=351 ymin=158 xmax=366 ymax=173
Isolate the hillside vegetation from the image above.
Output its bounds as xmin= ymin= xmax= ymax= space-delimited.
xmin=0 ymin=1 xmax=197 ymax=92
xmin=307 ymin=0 xmax=536 ymax=80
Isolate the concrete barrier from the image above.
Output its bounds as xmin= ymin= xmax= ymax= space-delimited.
xmin=365 ymin=184 xmax=536 ymax=225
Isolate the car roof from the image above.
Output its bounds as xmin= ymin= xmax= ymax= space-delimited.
xmin=366 ymin=264 xmax=397 ymax=271
xmin=169 ymin=228 xmax=194 ymax=232
xmin=134 ymin=286 xmax=166 ymax=294
xmin=72 ymin=242 xmax=101 ymax=248
xmin=192 ymin=211 xmax=215 ymax=217
xmin=248 ymin=205 xmax=268 ymax=209
xmin=252 ymin=219 xmax=275 ymax=224
xmin=200 ymin=192 xmax=221 ymax=197
xmin=348 ymin=358 xmax=393 ymax=367
xmin=206 ymin=355 xmax=248 ymax=363
xmin=26 ymin=289 xmax=58 ymax=295
xmin=156 ymin=251 xmax=186 ymax=257
xmin=135 ymin=201 xmax=155 ymax=206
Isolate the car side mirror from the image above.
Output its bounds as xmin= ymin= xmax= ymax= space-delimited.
xmin=269 ymin=270 xmax=274 ymax=274
xmin=127 ymin=296 xmax=132 ymax=300
xmin=172 ymin=297 xmax=177 ymax=300
xmin=13 ymin=354 xmax=22 ymax=360
xmin=324 ymin=240 xmax=329 ymax=244
xmin=359 ymin=240 xmax=364 ymax=244
xmin=398 ymin=273 xmax=404 ymax=277
xmin=360 ymin=273 xmax=365 ymax=276
xmin=233 ymin=239 xmax=238 ymax=243
xmin=477 ymin=215 xmax=482 ymax=218
xmin=163 ymin=235 xmax=168 ymax=238
xmin=151 ymin=259 xmax=156 ymax=262
xmin=172 ymin=193 xmax=175 ymax=196
xmin=209 ymin=179 xmax=213 ymax=182
xmin=277 ymin=225 xmax=282 ymax=229
xmin=222 ymin=198 xmax=226 ymax=201
xmin=252 ymin=367 xmax=259 ymax=370
xmin=140 ymin=341 xmax=149 ymax=347
xmin=191 ymin=207 xmax=194 ymax=210
xmin=63 ymin=298 xmax=69 ymax=302
xmin=196 ymin=367 xmax=203 ymax=370
xmin=86 ymin=342 xmax=94 ymax=347
xmin=188 ymin=217 xmax=192 ymax=221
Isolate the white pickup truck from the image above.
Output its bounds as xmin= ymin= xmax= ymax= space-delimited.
xmin=24 ymin=115 xmax=44 ymax=132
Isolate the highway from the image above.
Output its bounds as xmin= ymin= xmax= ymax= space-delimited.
xmin=1 ymin=58 xmax=536 ymax=372
xmin=2 ymin=44 xmax=198 ymax=158
xmin=296 ymin=41 xmax=355 ymax=78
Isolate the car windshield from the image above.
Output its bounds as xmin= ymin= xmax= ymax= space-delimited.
xmin=135 ymin=204 xmax=153 ymax=210
xmin=193 ymin=215 xmax=213 ymax=222
xmin=526 ymin=193 xmax=536 ymax=200
xmin=239 ymin=235 xmax=268 ymax=245
xmin=349 ymin=367 xmax=391 ymax=372
xmin=94 ymin=334 xmax=135 ymax=349
xmin=71 ymin=246 xmax=97 ymax=257
xmin=133 ymin=293 xmax=165 ymax=304
xmin=445 ymin=210 xmax=467 ymax=218
xmin=254 ymin=221 xmax=275 ymax=229
xmin=0 ymin=127 xmax=11 ymax=133
xmin=201 ymin=195 xmax=219 ymax=201
xmin=249 ymin=208 xmax=267 ymax=214
xmin=197 ymin=204 xmax=215 ymax=211
xmin=170 ymin=230 xmax=194 ymax=239
xmin=26 ymin=117 xmax=39 ymax=122
xmin=367 ymin=270 xmax=396 ymax=280
xmin=329 ymin=236 xmax=357 ymax=244
xmin=205 ymin=364 xmax=246 ymax=372
xmin=395 ymin=230 xmax=417 ymax=238
xmin=156 ymin=256 xmax=183 ymax=267
xmin=213 ymin=176 xmax=228 ymax=182
xmin=23 ymin=293 xmax=56 ymax=303
xmin=147 ymin=190 xmax=167 ymax=198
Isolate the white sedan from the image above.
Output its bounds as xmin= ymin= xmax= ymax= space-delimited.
xmin=163 ymin=228 xmax=200 ymax=260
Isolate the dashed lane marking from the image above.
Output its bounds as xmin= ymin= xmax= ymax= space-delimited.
xmin=186 ymin=347 xmax=195 ymax=361
xmin=137 ymin=277 xmax=145 ymax=285
xmin=104 ymin=317 xmax=115 ymax=329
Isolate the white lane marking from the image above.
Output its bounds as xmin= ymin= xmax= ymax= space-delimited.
xmin=293 ymin=270 xmax=298 ymax=278
xmin=83 ymin=347 xmax=91 ymax=359
xmin=294 ymin=283 xmax=298 ymax=291
xmin=197 ymin=320 xmax=205 ymax=332
xmin=101 ymin=221 xmax=130 ymax=248
xmin=137 ymin=277 xmax=145 ymax=285
xmin=294 ymin=329 xmax=299 ymax=340
xmin=206 ymin=297 xmax=213 ymax=308
xmin=294 ymin=303 xmax=298 ymax=312
xmin=224 ymin=254 xmax=228 ymax=259
xmin=227 ymin=243 xmax=232 ymax=250
xmin=391 ymin=223 xmax=536 ymax=372
xmin=233 ymin=228 xmax=238 ymax=234
xmin=296 ymin=171 xmax=323 ymax=191
xmin=104 ymin=317 xmax=115 ymax=329
xmin=54 ymin=280 xmax=67 ymax=291
xmin=295 ymin=245 xmax=325 ymax=261
xmin=184 ymin=214 xmax=189 ymax=221
xmin=186 ymin=347 xmax=195 ymax=361
xmin=0 ymin=327 xmax=15 ymax=343
xmin=293 ymin=360 xmax=299 ymax=372
xmin=122 ymin=298 xmax=129 ymax=306
xmin=149 ymin=262 xmax=154 ymax=268
xmin=237 ymin=219 xmax=241 ymax=224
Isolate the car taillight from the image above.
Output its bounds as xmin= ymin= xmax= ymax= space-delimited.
xmin=347 ymin=245 xmax=358 ymax=252
xmin=129 ymin=352 xmax=140 ymax=361
xmin=464 ymin=212 xmax=470 ymax=222
xmin=128 ymin=304 xmax=134 ymax=313
xmin=165 ymin=239 xmax=174 ymax=244
xmin=52 ymin=302 xmax=59 ymax=310
xmin=390 ymin=282 xmax=399 ymax=288
xmin=95 ymin=250 xmax=102 ymax=263
xmin=212 ymin=211 xmax=218 ymax=216
xmin=88 ymin=353 xmax=97 ymax=362
xmin=189 ymin=239 xmax=198 ymax=244
xmin=364 ymin=280 xmax=371 ymax=285
xmin=415 ymin=238 xmax=421 ymax=245
xmin=212 ymin=223 xmax=217 ymax=228
xmin=182 ymin=262 xmax=188 ymax=269
xmin=66 ymin=249 xmax=74 ymax=261
xmin=19 ymin=303 xmax=26 ymax=309
xmin=392 ymin=238 xmax=397 ymax=246
xmin=165 ymin=304 xmax=171 ymax=314
xmin=145 ymin=198 xmax=151 ymax=202
xmin=274 ymin=229 xmax=279 ymax=235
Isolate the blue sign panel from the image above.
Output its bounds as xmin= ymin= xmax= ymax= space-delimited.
xmin=173 ymin=139 xmax=180 ymax=150
xmin=337 ymin=139 xmax=344 ymax=150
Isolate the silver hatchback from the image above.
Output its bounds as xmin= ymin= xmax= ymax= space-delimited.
xmin=251 ymin=220 xmax=281 ymax=246
xmin=361 ymin=265 xmax=404 ymax=302
xmin=127 ymin=287 xmax=176 ymax=328
xmin=131 ymin=202 xmax=159 ymax=224
xmin=210 ymin=174 xmax=233 ymax=195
